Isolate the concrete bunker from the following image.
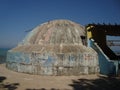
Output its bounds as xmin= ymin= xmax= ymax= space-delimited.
xmin=6 ymin=20 xmax=99 ymax=75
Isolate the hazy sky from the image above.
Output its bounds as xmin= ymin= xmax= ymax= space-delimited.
xmin=0 ymin=0 xmax=120 ymax=48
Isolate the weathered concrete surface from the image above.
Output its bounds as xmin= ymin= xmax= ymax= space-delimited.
xmin=1 ymin=64 xmax=102 ymax=90
xmin=6 ymin=20 xmax=99 ymax=75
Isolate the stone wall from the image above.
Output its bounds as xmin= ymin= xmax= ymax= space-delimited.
xmin=6 ymin=51 xmax=99 ymax=75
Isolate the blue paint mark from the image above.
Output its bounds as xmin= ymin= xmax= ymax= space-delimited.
xmin=43 ymin=56 xmax=55 ymax=67
xmin=89 ymin=39 xmax=117 ymax=75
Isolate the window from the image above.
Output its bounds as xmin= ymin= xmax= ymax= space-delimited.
xmin=106 ymin=35 xmax=120 ymax=56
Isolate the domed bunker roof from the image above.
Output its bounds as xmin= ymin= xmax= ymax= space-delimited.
xmin=6 ymin=20 xmax=99 ymax=75
xmin=11 ymin=20 xmax=86 ymax=53
xmin=22 ymin=20 xmax=85 ymax=45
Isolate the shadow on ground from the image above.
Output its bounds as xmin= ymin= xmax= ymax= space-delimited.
xmin=26 ymin=88 xmax=70 ymax=90
xmin=69 ymin=76 xmax=120 ymax=90
xmin=26 ymin=76 xmax=120 ymax=90
xmin=0 ymin=76 xmax=19 ymax=90
xmin=26 ymin=88 xmax=61 ymax=90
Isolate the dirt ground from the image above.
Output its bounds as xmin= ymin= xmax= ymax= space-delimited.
xmin=0 ymin=64 xmax=120 ymax=90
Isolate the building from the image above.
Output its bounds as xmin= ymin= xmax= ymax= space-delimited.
xmin=86 ymin=24 xmax=120 ymax=75
xmin=6 ymin=20 xmax=99 ymax=75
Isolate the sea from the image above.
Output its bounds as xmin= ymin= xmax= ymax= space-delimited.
xmin=0 ymin=48 xmax=10 ymax=64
